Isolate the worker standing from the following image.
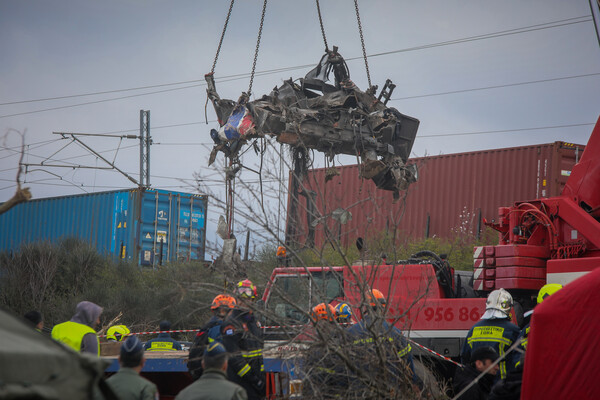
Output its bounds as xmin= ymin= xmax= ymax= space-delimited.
xmin=24 ymin=310 xmax=44 ymax=332
xmin=346 ymin=289 xmax=419 ymax=397
xmin=144 ymin=320 xmax=182 ymax=351
xmin=188 ymin=294 xmax=237 ymax=380
xmin=106 ymin=336 xmax=159 ymax=400
xmin=461 ymin=289 xmax=520 ymax=380
xmin=219 ymin=279 xmax=265 ymax=400
xmin=51 ymin=300 xmax=102 ymax=355
xmin=518 ymin=283 xmax=562 ymax=351
xmin=176 ymin=342 xmax=247 ymax=400
xmin=302 ymin=303 xmax=348 ymax=399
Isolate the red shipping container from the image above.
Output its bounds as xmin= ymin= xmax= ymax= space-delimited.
xmin=287 ymin=141 xmax=585 ymax=249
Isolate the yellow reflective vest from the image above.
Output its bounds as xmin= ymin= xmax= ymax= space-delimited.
xmin=51 ymin=321 xmax=99 ymax=355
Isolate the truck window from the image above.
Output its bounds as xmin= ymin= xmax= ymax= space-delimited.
xmin=266 ymin=276 xmax=310 ymax=324
xmin=310 ymin=270 xmax=344 ymax=307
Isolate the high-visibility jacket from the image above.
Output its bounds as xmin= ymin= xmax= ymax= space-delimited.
xmin=461 ymin=318 xmax=520 ymax=379
xmin=51 ymin=321 xmax=99 ymax=355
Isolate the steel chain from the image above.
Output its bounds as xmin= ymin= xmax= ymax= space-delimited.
xmin=354 ymin=0 xmax=372 ymax=89
xmin=248 ymin=0 xmax=268 ymax=96
xmin=211 ymin=0 xmax=236 ymax=74
xmin=315 ymin=0 xmax=329 ymax=52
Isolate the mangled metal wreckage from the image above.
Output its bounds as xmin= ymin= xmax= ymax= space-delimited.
xmin=206 ymin=47 xmax=420 ymax=197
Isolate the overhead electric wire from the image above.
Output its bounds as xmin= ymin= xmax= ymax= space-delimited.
xmin=419 ymin=122 xmax=595 ymax=139
xmin=0 ymin=15 xmax=592 ymax=119
xmin=391 ymin=72 xmax=600 ymax=101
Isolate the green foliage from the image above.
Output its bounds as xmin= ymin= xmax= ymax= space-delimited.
xmin=0 ymin=239 xmax=230 ymax=340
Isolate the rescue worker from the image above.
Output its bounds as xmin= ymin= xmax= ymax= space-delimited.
xmin=334 ymin=302 xmax=353 ymax=324
xmin=453 ymin=346 xmax=499 ymax=400
xmin=107 ymin=324 xmax=131 ymax=342
xmin=24 ymin=310 xmax=44 ymax=332
xmin=144 ymin=320 xmax=182 ymax=351
xmin=106 ymin=335 xmax=159 ymax=400
xmin=346 ymin=289 xmax=419 ymax=397
xmin=176 ymin=342 xmax=247 ymax=400
xmin=461 ymin=288 xmax=520 ymax=380
xmin=218 ymin=279 xmax=265 ymax=400
xmin=302 ymin=303 xmax=349 ymax=399
xmin=188 ymin=294 xmax=237 ymax=380
xmin=51 ymin=300 xmax=102 ymax=355
xmin=518 ymin=283 xmax=562 ymax=351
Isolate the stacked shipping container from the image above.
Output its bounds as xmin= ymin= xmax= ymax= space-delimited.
xmin=287 ymin=141 xmax=585 ymax=249
xmin=0 ymin=188 xmax=207 ymax=265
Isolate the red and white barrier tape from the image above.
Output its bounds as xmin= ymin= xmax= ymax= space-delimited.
xmin=408 ymin=338 xmax=463 ymax=367
xmin=98 ymin=329 xmax=201 ymax=338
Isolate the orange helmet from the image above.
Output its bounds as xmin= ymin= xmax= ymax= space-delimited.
xmin=311 ymin=303 xmax=336 ymax=322
xmin=276 ymin=246 xmax=286 ymax=257
xmin=366 ymin=289 xmax=386 ymax=307
xmin=211 ymin=294 xmax=237 ymax=310
xmin=237 ymin=279 xmax=257 ymax=299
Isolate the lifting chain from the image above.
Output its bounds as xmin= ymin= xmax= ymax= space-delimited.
xmin=354 ymin=0 xmax=372 ymax=89
xmin=210 ymin=0 xmax=236 ymax=74
xmin=248 ymin=0 xmax=268 ymax=96
xmin=315 ymin=0 xmax=329 ymax=52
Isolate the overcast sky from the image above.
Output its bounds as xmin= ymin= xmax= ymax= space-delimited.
xmin=1 ymin=0 xmax=599 ymax=253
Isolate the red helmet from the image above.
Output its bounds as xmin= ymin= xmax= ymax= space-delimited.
xmin=237 ymin=279 xmax=257 ymax=299
xmin=366 ymin=289 xmax=386 ymax=307
xmin=311 ymin=303 xmax=336 ymax=322
xmin=211 ymin=294 xmax=237 ymax=310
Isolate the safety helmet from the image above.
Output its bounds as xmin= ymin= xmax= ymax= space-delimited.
xmin=107 ymin=325 xmax=131 ymax=342
xmin=334 ymin=302 xmax=352 ymax=322
xmin=366 ymin=289 xmax=386 ymax=307
xmin=485 ymin=288 xmax=513 ymax=317
xmin=276 ymin=246 xmax=286 ymax=257
xmin=311 ymin=303 xmax=336 ymax=322
xmin=237 ymin=279 xmax=257 ymax=299
xmin=211 ymin=294 xmax=237 ymax=310
xmin=537 ymin=283 xmax=563 ymax=304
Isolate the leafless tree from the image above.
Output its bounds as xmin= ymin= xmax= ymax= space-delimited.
xmin=0 ymin=129 xmax=32 ymax=215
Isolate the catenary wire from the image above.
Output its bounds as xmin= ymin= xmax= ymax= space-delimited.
xmin=0 ymin=15 xmax=591 ymax=114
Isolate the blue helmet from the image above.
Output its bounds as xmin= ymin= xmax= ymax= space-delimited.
xmin=334 ymin=302 xmax=352 ymax=323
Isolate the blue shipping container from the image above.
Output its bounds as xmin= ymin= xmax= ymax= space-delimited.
xmin=0 ymin=188 xmax=208 ymax=265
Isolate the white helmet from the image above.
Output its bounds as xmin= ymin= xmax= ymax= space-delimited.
xmin=483 ymin=288 xmax=513 ymax=319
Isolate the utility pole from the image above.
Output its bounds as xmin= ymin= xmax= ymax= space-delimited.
xmin=140 ymin=110 xmax=151 ymax=188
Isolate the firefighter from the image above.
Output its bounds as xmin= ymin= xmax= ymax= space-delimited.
xmin=219 ymin=279 xmax=265 ymax=400
xmin=461 ymin=288 xmax=520 ymax=380
xmin=51 ymin=300 xmax=103 ymax=355
xmin=346 ymin=289 xmax=418 ymax=397
xmin=334 ymin=302 xmax=353 ymax=324
xmin=188 ymin=294 xmax=237 ymax=380
xmin=518 ymin=283 xmax=563 ymax=351
xmin=107 ymin=325 xmax=131 ymax=342
xmin=302 ymin=303 xmax=348 ymax=399
xmin=144 ymin=320 xmax=182 ymax=351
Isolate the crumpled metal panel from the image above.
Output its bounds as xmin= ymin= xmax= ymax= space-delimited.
xmin=205 ymin=48 xmax=420 ymax=195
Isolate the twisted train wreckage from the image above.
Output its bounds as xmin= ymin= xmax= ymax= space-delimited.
xmin=205 ymin=47 xmax=420 ymax=198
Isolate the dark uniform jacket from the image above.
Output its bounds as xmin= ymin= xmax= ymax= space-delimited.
xmin=452 ymin=364 xmax=495 ymax=400
xmin=461 ymin=318 xmax=520 ymax=380
xmin=188 ymin=315 xmax=223 ymax=380
xmin=345 ymin=313 xmax=418 ymax=396
xmin=219 ymin=309 xmax=265 ymax=400
xmin=175 ymin=369 xmax=247 ymax=400
xmin=144 ymin=332 xmax=182 ymax=351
